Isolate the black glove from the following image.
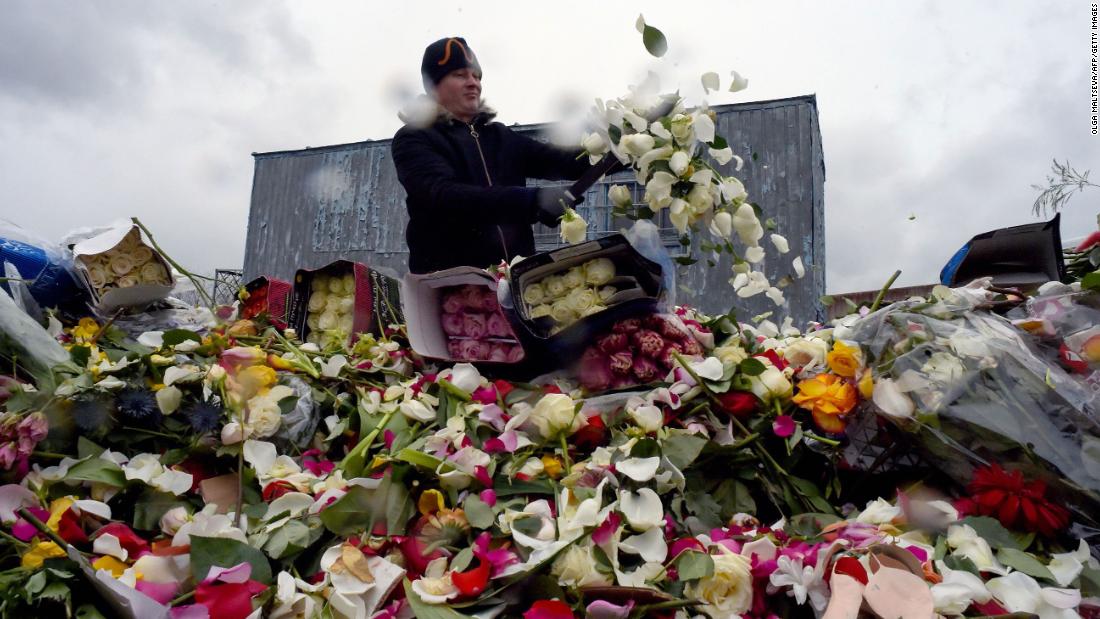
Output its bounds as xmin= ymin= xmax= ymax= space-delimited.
xmin=535 ymin=186 xmax=578 ymax=226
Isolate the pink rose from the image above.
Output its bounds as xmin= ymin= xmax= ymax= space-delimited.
xmin=447 ymin=339 xmax=464 ymax=358
xmin=461 ymin=285 xmax=485 ymax=310
xmin=506 ymin=345 xmax=525 ymax=363
xmin=632 ymin=329 xmax=666 ymax=358
xmin=457 ymin=339 xmax=490 ymax=361
xmin=441 ymin=312 xmax=465 ymax=336
xmin=487 ymin=313 xmax=513 ymax=338
xmin=442 ymin=289 xmax=465 ymax=314
xmin=463 ymin=313 xmax=488 ymax=339
xmin=479 ymin=288 xmax=500 ymax=312
xmin=609 ymin=350 xmax=633 ymax=375
xmin=488 ymin=343 xmax=510 ymax=362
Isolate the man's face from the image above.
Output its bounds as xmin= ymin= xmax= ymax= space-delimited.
xmin=433 ymin=67 xmax=482 ymax=122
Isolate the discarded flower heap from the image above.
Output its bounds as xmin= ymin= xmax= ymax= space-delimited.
xmin=304 ymin=272 xmax=357 ymax=348
xmin=0 ymin=271 xmax=1097 ymax=619
xmin=439 ymin=285 xmax=524 ymax=363
xmin=522 ymin=258 xmax=619 ymax=332
xmin=77 ymin=229 xmax=171 ymax=292
xmin=578 ymin=76 xmax=803 ymax=306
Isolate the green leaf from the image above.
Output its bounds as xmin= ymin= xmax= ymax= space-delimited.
xmin=663 ymin=433 xmax=707 ymax=469
xmin=69 ymin=346 xmax=91 ymax=368
xmin=959 ymin=516 xmax=1021 ymax=550
xmin=463 ymin=495 xmax=495 ymax=530
xmin=786 ymin=512 xmax=843 ymax=538
xmin=76 ymin=605 xmax=109 ymax=619
xmin=708 ymin=135 xmax=729 ymax=151
xmin=450 ymin=547 xmax=474 ymax=573
xmin=1081 ymin=271 xmax=1100 ymax=291
xmin=819 ymin=295 xmax=835 ymax=307
xmin=1080 ymin=566 xmax=1100 ymax=597
xmin=996 ymin=548 xmax=1055 ymax=581
xmin=684 ymin=491 xmax=724 ymax=529
xmin=394 ymin=448 xmax=449 ymax=472
xmin=26 ymin=571 xmax=47 ymax=595
xmin=641 ymin=24 xmax=669 ymax=57
xmin=64 ymin=457 xmax=126 ymax=487
xmin=738 ymin=357 xmax=766 ymax=376
xmin=674 ymin=256 xmax=698 ymax=266
xmin=403 ymin=580 xmax=475 ymax=618
xmin=76 ymin=437 xmax=106 ymax=459
xmin=263 ymin=520 xmax=313 ymax=560
xmin=161 ymin=329 xmax=202 ymax=348
xmin=492 ymin=477 xmax=555 ymax=497
xmin=675 ymin=551 xmax=715 ymax=582
xmin=943 ymin=554 xmax=980 ymax=576
xmin=39 ymin=581 xmax=70 ymax=603
xmin=190 ymin=535 xmax=273 ymax=584
xmin=712 ymin=479 xmax=755 ymax=517
xmin=132 ymin=489 xmax=188 ymax=531
xmin=320 ymin=469 xmax=414 ymax=536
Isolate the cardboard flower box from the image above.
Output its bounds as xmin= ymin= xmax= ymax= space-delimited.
xmin=289 ymin=260 xmax=402 ymax=347
xmin=239 ymin=276 xmax=293 ymax=328
xmin=507 ymin=234 xmax=664 ymax=358
xmin=402 ymin=267 xmax=527 ymax=366
xmin=71 ymin=223 xmax=175 ymax=313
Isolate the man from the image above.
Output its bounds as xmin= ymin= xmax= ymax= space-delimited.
xmin=392 ymin=36 xmax=589 ymax=273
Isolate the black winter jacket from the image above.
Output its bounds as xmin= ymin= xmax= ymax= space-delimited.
xmin=391 ymin=111 xmax=589 ymax=273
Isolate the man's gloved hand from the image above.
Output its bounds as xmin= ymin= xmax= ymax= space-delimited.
xmin=535 ymin=186 xmax=578 ymax=226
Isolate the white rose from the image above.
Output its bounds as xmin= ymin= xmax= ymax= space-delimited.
xmin=550 ymin=299 xmax=576 ymax=325
xmin=713 ymin=344 xmax=748 ymax=367
xmin=669 ymin=114 xmax=694 ymax=145
xmin=708 ymin=211 xmax=732 ymax=239
xmin=118 ymin=275 xmax=140 ymax=288
xmin=528 ymin=393 xmax=583 ymax=439
xmin=246 ymin=399 xmax=283 ymax=438
xmin=221 ymin=421 xmax=244 ymax=445
xmin=560 ymin=209 xmax=588 ymax=245
xmin=140 ymin=263 xmax=168 ymax=284
xmin=620 ymin=133 xmax=656 ymax=156
xmin=670 ymin=151 xmax=691 ymax=177
xmin=582 ymin=132 xmax=608 ymax=157
xmin=561 ymin=267 xmax=585 ymax=290
xmin=327 ymin=277 xmax=344 ymax=295
xmin=748 ymin=366 xmax=792 ymax=403
xmin=543 ymin=275 xmax=567 ymax=299
xmin=108 ymin=254 xmax=134 ymax=276
xmin=522 ymin=283 xmax=547 ymax=305
xmin=310 ymin=275 xmax=329 ymax=292
xmin=159 ymin=506 xmax=191 ymax=537
xmin=308 ymin=292 xmax=328 ymax=312
xmin=685 ymin=547 xmax=754 ymax=617
xmin=87 ymin=264 xmax=107 ymax=288
xmin=132 ymin=246 xmax=153 ymax=265
xmin=782 ymin=338 xmax=828 ymax=370
xmin=530 ymin=304 xmax=553 ymax=319
xmin=552 ymin=543 xmax=611 ymax=588
xmin=341 ymin=274 xmax=355 ymax=295
xmin=564 ymin=287 xmax=599 ymax=314
xmin=597 ymin=286 xmax=617 ymax=303
xmin=318 ymin=311 xmax=338 ymax=331
xmin=627 ymin=400 xmax=663 ymax=433
xmin=686 ymin=183 xmax=713 ymax=215
xmin=608 ymin=184 xmax=633 ymax=209
xmin=584 ymin=258 xmax=616 ymax=286
xmin=400 ymin=398 xmax=435 ymax=422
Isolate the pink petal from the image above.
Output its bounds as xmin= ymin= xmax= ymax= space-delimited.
xmin=136 ymin=580 xmax=180 ymax=605
xmin=772 ymin=415 xmax=796 ymax=438
xmin=586 ymin=600 xmax=634 ymax=619
xmin=204 ymin=562 xmax=252 ymax=584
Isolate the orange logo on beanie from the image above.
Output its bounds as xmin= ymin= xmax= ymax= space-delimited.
xmin=437 ymin=38 xmax=474 ymax=66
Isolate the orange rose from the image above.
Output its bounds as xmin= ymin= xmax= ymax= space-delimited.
xmin=792 ymin=373 xmax=858 ymax=433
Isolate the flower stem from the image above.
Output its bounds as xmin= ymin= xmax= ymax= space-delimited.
xmin=131 ymin=217 xmax=216 ymax=309
xmin=559 ymin=433 xmax=572 ymax=472
xmin=170 ymin=590 xmax=195 ymax=606
xmin=869 ymin=269 xmax=902 ymax=313
xmin=16 ymin=508 xmax=69 ymax=550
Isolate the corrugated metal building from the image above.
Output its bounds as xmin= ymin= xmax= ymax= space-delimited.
xmin=244 ymin=94 xmax=826 ymax=324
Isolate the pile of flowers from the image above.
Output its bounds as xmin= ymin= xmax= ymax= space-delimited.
xmin=439 ymin=284 xmax=524 ymax=363
xmin=0 ymin=268 xmax=1097 ymax=618
xmin=522 ymin=258 xmax=621 ymax=332
xmin=77 ymin=229 xmax=171 ymax=292
xmin=304 ymin=271 xmax=358 ymax=348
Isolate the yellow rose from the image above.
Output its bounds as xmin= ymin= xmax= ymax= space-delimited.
xmin=684 ymin=548 xmax=754 ymax=618
xmin=826 ymin=341 xmax=863 ymax=378
xmin=22 ymin=541 xmax=66 ymax=569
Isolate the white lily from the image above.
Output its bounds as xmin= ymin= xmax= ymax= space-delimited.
xmin=856 ymin=498 xmax=901 ymax=524
xmin=1048 ymin=539 xmax=1090 ymax=586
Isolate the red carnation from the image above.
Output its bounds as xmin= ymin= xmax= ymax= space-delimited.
xmin=967 ymin=464 xmax=1070 ymax=537
xmin=596 ymin=332 xmax=628 ymax=354
xmin=632 ymin=329 xmax=666 ymax=358
xmin=608 ymin=350 xmax=634 ymax=375
xmin=613 ymin=318 xmax=642 ymax=334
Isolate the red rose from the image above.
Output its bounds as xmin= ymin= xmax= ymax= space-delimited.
xmin=716 ymin=391 xmax=760 ymax=419
xmin=572 ymin=414 xmax=607 ymax=451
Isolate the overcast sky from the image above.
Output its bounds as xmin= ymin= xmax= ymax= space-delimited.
xmin=1 ymin=0 xmax=1097 ymax=294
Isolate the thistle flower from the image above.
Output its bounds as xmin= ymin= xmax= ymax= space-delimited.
xmin=182 ymin=400 xmax=223 ymax=434
xmin=70 ymin=394 xmax=113 ymax=434
xmin=115 ymin=388 xmax=160 ymax=425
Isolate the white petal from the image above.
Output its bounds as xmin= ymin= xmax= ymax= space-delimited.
xmin=741 ymin=537 xmax=778 ymax=562
xmin=72 ymin=499 xmax=112 ymax=520
xmin=156 ymin=386 xmax=182 ymax=415
xmin=447 ymin=363 xmax=482 ymax=393
xmin=635 ymin=14 xmax=646 ymax=34
xmin=0 ymin=485 xmax=39 ymax=524
xmin=1039 ymin=587 xmax=1082 ymax=610
xmin=619 ymin=488 xmax=664 ymax=531
xmin=320 ymin=355 xmax=348 ymax=378
xmin=264 ymin=493 xmax=315 ymax=521
xmin=872 ymin=378 xmax=915 ymax=419
xmin=243 ymin=440 xmax=277 ymax=476
xmin=152 ymin=469 xmax=194 ymax=495
xmin=93 ymin=533 xmax=128 ymax=561
xmin=137 ymin=331 xmax=164 ymax=349
xmin=163 ymin=366 xmax=199 ymax=387
xmin=701 ymin=72 xmax=720 ymax=93
xmin=769 ymin=234 xmax=790 ymax=254
xmin=1048 ymin=542 xmax=1087 ymax=586
xmin=729 ymin=70 xmax=749 ymax=92
xmin=690 ymin=357 xmax=724 ymax=381
xmin=986 ymin=572 xmax=1042 ymax=613
xmin=616 ymin=457 xmax=661 ymax=483
xmin=745 ymin=246 xmax=766 ymax=263
xmin=792 ymin=256 xmax=805 ymax=278
xmin=620 ymin=526 xmax=668 ymax=563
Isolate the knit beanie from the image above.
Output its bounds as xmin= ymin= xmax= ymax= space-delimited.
xmin=421 ymin=37 xmax=481 ymax=90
